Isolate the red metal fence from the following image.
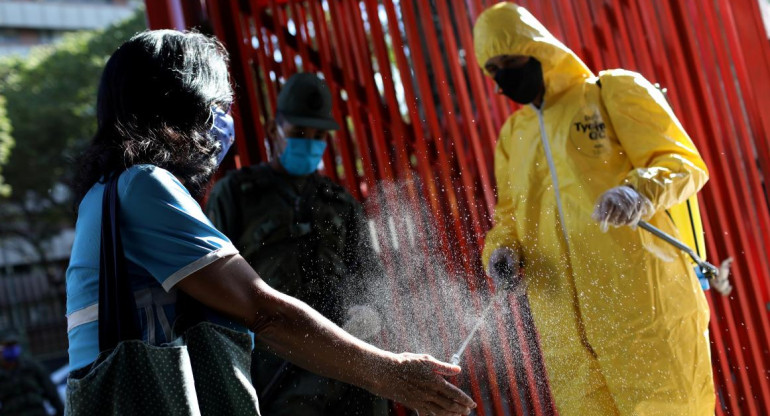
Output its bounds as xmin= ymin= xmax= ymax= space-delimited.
xmin=146 ymin=0 xmax=770 ymax=414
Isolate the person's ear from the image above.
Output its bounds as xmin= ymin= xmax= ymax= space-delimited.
xmin=267 ymin=119 xmax=288 ymax=161
xmin=267 ymin=119 xmax=278 ymax=141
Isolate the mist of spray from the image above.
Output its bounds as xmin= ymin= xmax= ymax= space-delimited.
xmin=340 ymin=176 xmax=548 ymax=406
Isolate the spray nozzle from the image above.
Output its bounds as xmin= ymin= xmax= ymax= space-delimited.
xmin=693 ymin=258 xmax=733 ymax=296
xmin=450 ymin=354 xmax=461 ymax=366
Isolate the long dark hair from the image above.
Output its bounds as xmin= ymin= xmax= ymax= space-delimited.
xmin=72 ymin=30 xmax=233 ymax=204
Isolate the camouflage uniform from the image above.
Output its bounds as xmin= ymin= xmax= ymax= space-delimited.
xmin=0 ymin=358 xmax=63 ymax=416
xmin=206 ymin=163 xmax=386 ymax=416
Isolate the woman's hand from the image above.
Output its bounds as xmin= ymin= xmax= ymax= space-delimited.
xmin=369 ymin=353 xmax=476 ymax=416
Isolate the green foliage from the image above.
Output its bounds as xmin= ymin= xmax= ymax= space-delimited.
xmin=0 ymin=10 xmax=146 ymax=197
xmin=0 ymin=95 xmax=12 ymax=197
xmin=0 ymin=9 xmax=146 ymax=277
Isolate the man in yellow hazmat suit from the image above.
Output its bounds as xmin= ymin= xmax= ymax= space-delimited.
xmin=474 ymin=3 xmax=714 ymax=415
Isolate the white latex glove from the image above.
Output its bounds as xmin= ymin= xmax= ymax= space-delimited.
xmin=592 ymin=186 xmax=654 ymax=232
xmin=342 ymin=304 xmax=382 ymax=341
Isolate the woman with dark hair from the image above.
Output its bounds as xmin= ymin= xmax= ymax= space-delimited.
xmin=66 ymin=30 xmax=475 ymax=416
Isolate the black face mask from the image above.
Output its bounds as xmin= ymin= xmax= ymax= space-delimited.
xmin=493 ymin=58 xmax=544 ymax=104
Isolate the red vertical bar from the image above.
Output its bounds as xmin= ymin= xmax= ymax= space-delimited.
xmin=250 ymin=7 xmax=280 ymax=113
xmin=246 ymin=4 xmax=278 ymax=127
xmin=584 ymin=1 xmax=621 ymax=70
xmin=352 ymin=0 xmax=454 ymax=379
xmin=470 ymin=1 xmax=515 ymax=138
xmin=413 ymin=0 xmax=485 ymax=246
xmin=314 ymin=0 xmax=378 ymax=187
xmin=466 ymin=0 xmax=513 ymax=138
xmin=411 ymin=2 xmax=526 ymax=414
xmin=373 ymin=1 xmax=479 ymax=412
xmin=207 ymin=0 xmax=267 ymax=166
xmin=728 ymin=0 xmax=770 ymax=202
xmin=552 ymin=0 xmax=599 ymax=70
xmin=619 ymin=0 xmax=656 ymax=77
xmin=325 ymin=0 xmax=414 ymax=360
xmin=178 ymin=0 xmax=208 ymax=30
xmin=330 ymin=5 xmax=444 ymax=414
xmin=357 ymin=0 xmax=453 ymax=357
xmin=705 ymin=285 xmax=741 ymax=412
xmin=357 ymin=0 xmax=456 ymax=359
xmin=358 ymin=0 xmax=409 ymax=178
xmin=599 ymin=0 xmax=639 ymax=72
xmin=506 ymin=294 xmax=555 ymax=416
xmin=433 ymin=1 xmax=495 ymax=216
xmin=268 ymin=1 xmax=295 ymax=76
xmin=396 ymin=1 xmax=472 ymax=261
xmin=335 ymin=1 xmax=392 ymax=182
xmin=287 ymin=0 xmax=313 ymax=70
xmin=378 ymin=0 xmax=468 ymax=279
xmin=539 ymin=0 xmax=575 ymax=51
xmin=395 ymin=1 xmax=495 ymax=412
xmin=572 ymin=0 xmax=604 ymax=70
xmin=305 ymin=1 xmax=360 ymax=197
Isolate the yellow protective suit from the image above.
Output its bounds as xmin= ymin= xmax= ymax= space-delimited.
xmin=474 ymin=3 xmax=714 ymax=415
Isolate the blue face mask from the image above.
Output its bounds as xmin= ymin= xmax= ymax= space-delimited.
xmin=210 ymin=106 xmax=235 ymax=166
xmin=2 ymin=344 xmax=20 ymax=362
xmin=279 ymin=137 xmax=328 ymax=176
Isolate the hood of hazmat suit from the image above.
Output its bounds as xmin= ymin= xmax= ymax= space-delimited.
xmin=474 ymin=3 xmax=714 ymax=415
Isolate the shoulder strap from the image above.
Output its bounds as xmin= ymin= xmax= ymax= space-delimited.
xmin=98 ymin=173 xmax=141 ymax=352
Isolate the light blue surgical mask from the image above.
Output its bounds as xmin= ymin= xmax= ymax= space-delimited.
xmin=279 ymin=136 xmax=328 ymax=176
xmin=210 ymin=106 xmax=235 ymax=166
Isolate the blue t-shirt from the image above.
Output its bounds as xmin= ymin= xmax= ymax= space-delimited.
xmin=65 ymin=165 xmax=240 ymax=370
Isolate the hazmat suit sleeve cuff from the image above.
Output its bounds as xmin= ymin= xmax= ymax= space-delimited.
xmin=621 ymin=165 xmax=703 ymax=213
xmin=622 ymin=174 xmax=655 ymax=209
xmin=481 ymin=230 xmax=519 ymax=270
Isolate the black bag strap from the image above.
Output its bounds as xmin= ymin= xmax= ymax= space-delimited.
xmin=98 ymin=173 xmax=141 ymax=352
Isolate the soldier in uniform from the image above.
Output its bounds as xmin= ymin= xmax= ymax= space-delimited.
xmin=206 ymin=73 xmax=386 ymax=416
xmin=0 ymin=330 xmax=64 ymax=416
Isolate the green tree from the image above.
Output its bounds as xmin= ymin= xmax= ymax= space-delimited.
xmin=0 ymin=95 xmax=12 ymax=197
xmin=0 ymin=10 xmax=146 ymax=283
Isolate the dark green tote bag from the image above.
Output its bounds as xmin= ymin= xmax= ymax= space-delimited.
xmin=65 ymin=174 xmax=260 ymax=415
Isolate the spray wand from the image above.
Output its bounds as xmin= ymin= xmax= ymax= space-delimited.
xmin=450 ymin=290 xmax=505 ymax=365
xmin=450 ymin=261 xmax=523 ymax=366
xmin=638 ymin=220 xmax=733 ymax=295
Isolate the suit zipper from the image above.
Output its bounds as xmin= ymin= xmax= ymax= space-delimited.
xmin=533 ymin=104 xmax=570 ymax=249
